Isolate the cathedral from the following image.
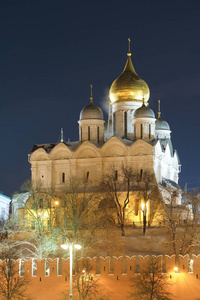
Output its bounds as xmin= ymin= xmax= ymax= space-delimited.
xmin=29 ymin=41 xmax=181 ymax=223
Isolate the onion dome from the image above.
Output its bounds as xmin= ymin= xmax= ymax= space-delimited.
xmin=155 ymin=100 xmax=170 ymax=130
xmin=80 ymin=103 xmax=103 ymax=120
xmin=155 ymin=118 xmax=170 ymax=130
xmin=80 ymin=85 xmax=103 ymax=120
xmin=109 ymin=38 xmax=150 ymax=104
xmin=134 ymin=102 xmax=155 ymax=118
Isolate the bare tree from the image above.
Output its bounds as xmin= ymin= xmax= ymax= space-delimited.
xmin=134 ymin=171 xmax=161 ymax=235
xmin=129 ymin=259 xmax=173 ymax=300
xmin=61 ymin=258 xmax=110 ymax=300
xmin=101 ymin=165 xmax=135 ymax=236
xmin=12 ymin=178 xmax=116 ymax=259
xmin=179 ymin=189 xmax=200 ymax=255
xmin=159 ymin=184 xmax=200 ymax=256
xmin=13 ymin=180 xmax=60 ymax=259
xmin=57 ymin=179 xmax=115 ymax=257
xmin=160 ymin=185 xmax=184 ymax=256
xmin=0 ymin=241 xmax=30 ymax=300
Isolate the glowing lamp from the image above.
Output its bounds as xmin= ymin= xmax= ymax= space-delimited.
xmin=74 ymin=244 xmax=82 ymax=250
xmin=61 ymin=243 xmax=82 ymax=300
xmin=174 ymin=267 xmax=178 ymax=272
xmin=61 ymin=244 xmax=68 ymax=250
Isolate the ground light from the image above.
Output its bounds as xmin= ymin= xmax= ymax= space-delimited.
xmin=61 ymin=243 xmax=82 ymax=300
xmin=174 ymin=266 xmax=179 ymax=273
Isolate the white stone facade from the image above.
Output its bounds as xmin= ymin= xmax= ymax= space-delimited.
xmin=29 ymin=47 xmax=181 ymax=200
xmin=0 ymin=193 xmax=10 ymax=220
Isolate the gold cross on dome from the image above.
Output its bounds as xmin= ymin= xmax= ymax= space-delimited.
xmin=90 ymin=84 xmax=93 ymax=103
xmin=158 ymin=99 xmax=161 ymax=118
xmin=128 ymin=38 xmax=131 ymax=53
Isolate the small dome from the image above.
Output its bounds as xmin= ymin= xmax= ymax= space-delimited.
xmin=155 ymin=117 xmax=170 ymax=130
xmin=80 ymin=103 xmax=103 ymax=120
xmin=134 ymin=104 xmax=155 ymax=118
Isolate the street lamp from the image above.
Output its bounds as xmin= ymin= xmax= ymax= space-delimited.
xmin=61 ymin=243 xmax=82 ymax=300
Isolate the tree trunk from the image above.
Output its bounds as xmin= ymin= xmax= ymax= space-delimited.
xmin=172 ymin=229 xmax=176 ymax=255
xmin=143 ymin=212 xmax=147 ymax=236
xmin=121 ymin=224 xmax=125 ymax=236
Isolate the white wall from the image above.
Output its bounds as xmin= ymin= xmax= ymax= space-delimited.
xmin=0 ymin=193 xmax=11 ymax=220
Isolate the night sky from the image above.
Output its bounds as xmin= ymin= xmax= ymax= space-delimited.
xmin=0 ymin=0 xmax=199 ymax=197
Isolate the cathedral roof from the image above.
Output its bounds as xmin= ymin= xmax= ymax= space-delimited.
xmin=109 ymin=39 xmax=150 ymax=104
xmin=31 ymin=141 xmax=81 ymax=153
xmin=162 ymin=178 xmax=180 ymax=189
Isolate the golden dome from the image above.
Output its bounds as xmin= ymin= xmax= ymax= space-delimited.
xmin=109 ymin=46 xmax=150 ymax=104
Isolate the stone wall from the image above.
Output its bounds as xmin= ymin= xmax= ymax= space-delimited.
xmin=4 ymin=254 xmax=199 ymax=278
xmin=2 ymin=255 xmax=200 ymax=300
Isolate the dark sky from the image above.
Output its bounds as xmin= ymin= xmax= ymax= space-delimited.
xmin=0 ymin=0 xmax=200 ymax=197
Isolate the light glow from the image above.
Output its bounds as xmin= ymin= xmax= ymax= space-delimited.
xmin=174 ymin=267 xmax=178 ymax=272
xmin=109 ymin=93 xmax=115 ymax=104
xmin=74 ymin=244 xmax=82 ymax=250
xmin=141 ymin=202 xmax=145 ymax=211
xmin=61 ymin=244 xmax=81 ymax=250
xmin=61 ymin=244 xmax=68 ymax=250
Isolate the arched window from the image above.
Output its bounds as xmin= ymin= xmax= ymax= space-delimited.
xmin=62 ymin=172 xmax=65 ymax=183
xmin=80 ymin=127 xmax=82 ymax=142
xmin=57 ymin=258 xmax=62 ymax=276
xmin=97 ymin=126 xmax=99 ymax=143
xmin=19 ymin=259 xmax=24 ymax=277
xmin=39 ymin=198 xmax=43 ymax=209
xmin=124 ymin=111 xmax=127 ymax=137
xmin=140 ymin=124 xmax=143 ymax=139
xmin=32 ymin=259 xmax=37 ymax=277
xmin=113 ymin=112 xmax=116 ymax=134
xmin=149 ymin=124 xmax=151 ymax=139
xmin=88 ymin=126 xmax=90 ymax=141
xmin=115 ymin=170 xmax=118 ymax=180
xmin=140 ymin=169 xmax=143 ymax=180
xmin=86 ymin=172 xmax=89 ymax=182
xmin=45 ymin=259 xmax=50 ymax=276
xmin=134 ymin=125 xmax=136 ymax=139
xmin=188 ymin=259 xmax=194 ymax=273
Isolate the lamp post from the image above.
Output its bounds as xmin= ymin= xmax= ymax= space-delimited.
xmin=61 ymin=243 xmax=81 ymax=300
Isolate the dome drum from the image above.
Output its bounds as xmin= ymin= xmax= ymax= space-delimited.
xmin=133 ymin=120 xmax=155 ymax=141
xmin=112 ymin=100 xmax=141 ymax=113
xmin=133 ymin=105 xmax=156 ymax=141
xmin=78 ymin=119 xmax=105 ymax=144
xmin=155 ymin=118 xmax=171 ymax=139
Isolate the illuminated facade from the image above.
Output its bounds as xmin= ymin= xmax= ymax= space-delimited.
xmin=29 ymin=42 xmax=181 ymax=223
xmin=0 ymin=193 xmax=10 ymax=220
